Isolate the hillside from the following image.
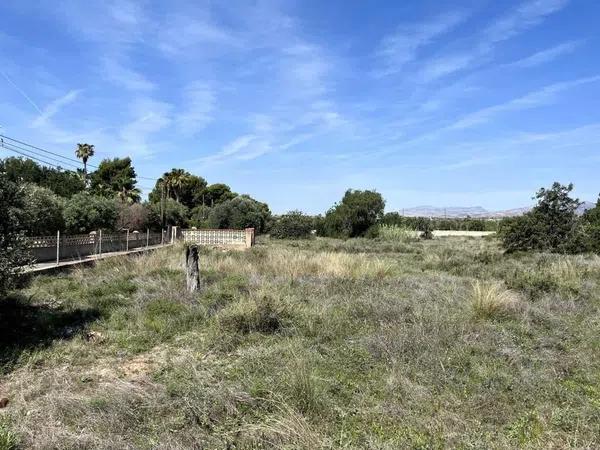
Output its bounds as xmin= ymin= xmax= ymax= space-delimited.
xmin=1 ymin=237 xmax=599 ymax=448
xmin=401 ymin=201 xmax=596 ymax=218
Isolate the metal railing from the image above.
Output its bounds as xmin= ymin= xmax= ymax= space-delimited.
xmin=26 ymin=229 xmax=169 ymax=265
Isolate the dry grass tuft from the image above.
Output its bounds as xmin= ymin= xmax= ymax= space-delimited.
xmin=470 ymin=280 xmax=522 ymax=320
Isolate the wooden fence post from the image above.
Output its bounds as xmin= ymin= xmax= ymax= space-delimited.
xmin=185 ymin=245 xmax=200 ymax=292
xmin=146 ymin=228 xmax=150 ymax=249
xmin=126 ymin=229 xmax=130 ymax=251
xmin=99 ymin=229 xmax=102 ymax=255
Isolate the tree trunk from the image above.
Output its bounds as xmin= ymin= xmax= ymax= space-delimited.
xmin=185 ymin=245 xmax=200 ymax=292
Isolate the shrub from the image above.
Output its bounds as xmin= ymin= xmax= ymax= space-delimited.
xmin=420 ymin=219 xmax=434 ymax=240
xmin=217 ymin=295 xmax=288 ymax=335
xmin=322 ymin=189 xmax=385 ymax=238
xmin=500 ymin=182 xmax=585 ymax=253
xmin=377 ymin=224 xmax=417 ymax=242
xmin=63 ymin=192 xmax=118 ymax=233
xmin=208 ymin=195 xmax=271 ymax=233
xmin=20 ymin=183 xmax=65 ymax=235
xmin=0 ymin=175 xmax=30 ymax=294
xmin=188 ymin=204 xmax=211 ymax=228
xmin=116 ymin=202 xmax=149 ymax=231
xmin=148 ymin=198 xmax=189 ymax=229
xmin=270 ymin=210 xmax=314 ymax=239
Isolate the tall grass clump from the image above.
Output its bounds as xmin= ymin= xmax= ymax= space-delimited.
xmin=470 ymin=280 xmax=522 ymax=320
xmin=0 ymin=419 xmax=18 ymax=450
xmin=378 ymin=224 xmax=418 ymax=242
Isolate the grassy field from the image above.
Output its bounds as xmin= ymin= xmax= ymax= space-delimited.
xmin=1 ymin=236 xmax=599 ymax=449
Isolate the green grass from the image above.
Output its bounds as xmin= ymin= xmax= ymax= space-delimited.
xmin=1 ymin=237 xmax=599 ymax=448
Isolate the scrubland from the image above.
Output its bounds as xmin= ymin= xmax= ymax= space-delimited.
xmin=1 ymin=236 xmax=599 ymax=449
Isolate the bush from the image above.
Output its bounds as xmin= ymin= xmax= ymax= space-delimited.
xmin=148 ymin=198 xmax=189 ymax=229
xmin=189 ymin=205 xmax=212 ymax=228
xmin=0 ymin=175 xmax=31 ymax=294
xmin=322 ymin=189 xmax=385 ymax=238
xmin=270 ymin=211 xmax=314 ymax=239
xmin=63 ymin=192 xmax=118 ymax=233
xmin=500 ymin=182 xmax=584 ymax=253
xmin=377 ymin=224 xmax=417 ymax=242
xmin=116 ymin=202 xmax=149 ymax=231
xmin=208 ymin=195 xmax=271 ymax=233
xmin=20 ymin=183 xmax=65 ymax=235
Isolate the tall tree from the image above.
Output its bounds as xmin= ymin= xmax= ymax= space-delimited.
xmin=0 ymin=156 xmax=85 ymax=197
xmin=90 ymin=157 xmax=139 ymax=202
xmin=150 ymin=169 xmax=207 ymax=209
xmin=322 ymin=189 xmax=385 ymax=238
xmin=75 ymin=143 xmax=95 ymax=184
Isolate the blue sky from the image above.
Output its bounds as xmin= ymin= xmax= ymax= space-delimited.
xmin=1 ymin=0 xmax=599 ymax=213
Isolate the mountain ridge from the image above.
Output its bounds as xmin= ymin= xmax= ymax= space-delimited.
xmin=399 ymin=202 xmax=596 ymax=218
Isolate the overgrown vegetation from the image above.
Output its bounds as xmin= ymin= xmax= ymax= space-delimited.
xmin=270 ymin=210 xmax=314 ymax=239
xmin=0 ymin=175 xmax=30 ymax=295
xmin=321 ymin=189 xmax=385 ymax=238
xmin=1 ymin=237 xmax=599 ymax=448
xmin=500 ymin=182 xmax=600 ymax=254
xmin=1 ymin=155 xmax=272 ymax=236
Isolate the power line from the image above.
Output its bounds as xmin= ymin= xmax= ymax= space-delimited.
xmin=0 ymin=134 xmax=161 ymax=183
xmin=0 ymin=142 xmax=72 ymax=170
xmin=1 ymin=143 xmax=158 ymax=193
xmin=1 ymin=134 xmax=96 ymax=168
xmin=1 ymin=140 xmax=82 ymax=170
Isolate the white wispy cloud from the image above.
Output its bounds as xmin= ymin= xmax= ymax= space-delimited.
xmin=119 ymin=97 xmax=172 ymax=156
xmin=176 ymin=81 xmax=215 ymax=135
xmin=484 ymin=0 xmax=570 ymax=44
xmin=448 ymin=75 xmax=600 ymax=129
xmin=505 ymin=40 xmax=582 ymax=68
xmin=31 ymin=89 xmax=81 ymax=128
xmin=416 ymin=0 xmax=571 ymax=82
xmin=199 ymin=134 xmax=272 ymax=164
xmin=156 ymin=14 xmax=239 ymax=55
xmin=101 ymin=57 xmax=155 ymax=91
xmin=375 ymin=12 xmax=467 ymax=76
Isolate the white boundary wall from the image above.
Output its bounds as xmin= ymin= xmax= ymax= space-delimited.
xmin=181 ymin=228 xmax=255 ymax=248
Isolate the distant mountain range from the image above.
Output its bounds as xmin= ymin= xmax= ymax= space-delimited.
xmin=400 ymin=202 xmax=596 ymax=219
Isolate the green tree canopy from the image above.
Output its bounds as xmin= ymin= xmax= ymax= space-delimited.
xmin=0 ymin=175 xmax=30 ymax=294
xmin=208 ymin=195 xmax=271 ymax=233
xmin=148 ymin=198 xmax=189 ymax=229
xmin=270 ymin=210 xmax=314 ymax=239
xmin=90 ymin=157 xmax=140 ymax=203
xmin=0 ymin=156 xmax=85 ymax=197
xmin=149 ymin=169 xmax=208 ymax=209
xmin=203 ymin=183 xmax=236 ymax=207
xmin=75 ymin=143 xmax=95 ymax=184
xmin=500 ymin=182 xmax=583 ymax=253
xmin=20 ymin=183 xmax=65 ymax=236
xmin=63 ymin=192 xmax=118 ymax=233
xmin=322 ymin=189 xmax=385 ymax=238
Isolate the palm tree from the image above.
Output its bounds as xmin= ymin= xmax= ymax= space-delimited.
xmin=161 ymin=169 xmax=189 ymax=203
xmin=75 ymin=143 xmax=95 ymax=185
xmin=118 ymin=185 xmax=142 ymax=204
xmin=169 ymin=169 xmax=189 ymax=203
